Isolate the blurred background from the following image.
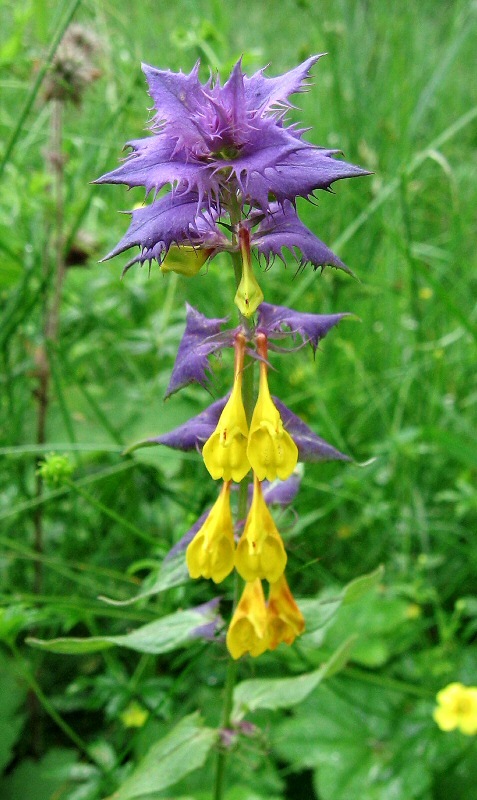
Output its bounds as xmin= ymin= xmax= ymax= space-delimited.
xmin=1 ymin=0 xmax=476 ymax=798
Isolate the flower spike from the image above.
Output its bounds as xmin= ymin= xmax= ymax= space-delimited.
xmin=247 ymin=333 xmax=298 ymax=481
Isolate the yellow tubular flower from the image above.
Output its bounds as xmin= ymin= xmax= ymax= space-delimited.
xmin=226 ymin=579 xmax=268 ymax=659
xmin=433 ymin=682 xmax=477 ymax=735
xmin=247 ymin=334 xmax=298 ymax=481
xmin=186 ymin=481 xmax=235 ymax=583
xmin=202 ymin=334 xmax=251 ymax=482
xmin=235 ymin=475 xmax=287 ymax=583
xmin=267 ymin=574 xmax=305 ymax=650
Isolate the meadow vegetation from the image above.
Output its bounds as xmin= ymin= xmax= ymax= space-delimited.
xmin=1 ymin=0 xmax=477 ymax=798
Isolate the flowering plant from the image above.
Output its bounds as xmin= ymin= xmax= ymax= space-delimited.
xmin=95 ymin=54 xmax=367 ymax=796
xmin=96 ymin=54 xmax=366 ymax=658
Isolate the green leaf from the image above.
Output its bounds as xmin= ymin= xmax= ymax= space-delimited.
xmin=319 ymin=585 xmax=413 ymax=668
xmin=0 ymin=748 xmax=78 ymax=800
xmin=232 ymin=635 xmax=356 ymax=721
xmin=105 ymin=713 xmax=217 ymax=800
xmin=298 ymin=565 xmax=385 ymax=647
xmin=424 ymin=427 xmax=477 ymax=469
xmin=27 ymin=604 xmax=218 ymax=656
xmin=341 ymin=565 xmax=385 ymax=605
xmin=273 ymin=683 xmax=434 ymax=800
xmin=100 ymin=553 xmax=190 ymax=607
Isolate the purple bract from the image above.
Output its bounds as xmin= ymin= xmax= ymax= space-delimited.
xmin=96 ymin=57 xmax=368 ymax=273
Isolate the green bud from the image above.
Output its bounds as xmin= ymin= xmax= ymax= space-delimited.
xmin=160 ymin=246 xmax=211 ymax=277
xmin=37 ymin=453 xmax=74 ymax=488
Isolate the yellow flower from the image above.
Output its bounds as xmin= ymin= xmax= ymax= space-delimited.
xmin=235 ymin=475 xmax=287 ymax=583
xmin=247 ymin=334 xmax=298 ymax=481
xmin=226 ymin=579 xmax=268 ymax=659
xmin=234 ymin=226 xmax=264 ymax=318
xmin=433 ymin=682 xmax=477 ymax=735
xmin=267 ymin=574 xmax=305 ymax=650
xmin=160 ymin=245 xmax=212 ymax=276
xmin=186 ymin=482 xmax=235 ymax=583
xmin=202 ymin=335 xmax=251 ymax=482
xmin=120 ymin=701 xmax=149 ymax=728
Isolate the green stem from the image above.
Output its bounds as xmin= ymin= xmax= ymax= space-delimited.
xmin=10 ymin=643 xmax=101 ymax=768
xmin=65 ymin=478 xmax=157 ymax=546
xmin=212 ymin=240 xmax=256 ymax=800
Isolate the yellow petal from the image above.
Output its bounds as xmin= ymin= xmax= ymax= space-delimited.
xmin=267 ymin=574 xmax=305 ymax=650
xmin=434 ymin=683 xmax=477 ymax=735
xmin=247 ymin=360 xmax=298 ymax=482
xmin=226 ymin=579 xmax=268 ymax=659
xmin=235 ymin=477 xmax=287 ymax=583
xmin=202 ymin=336 xmax=251 ymax=482
xmin=202 ymin=384 xmax=250 ymax=481
xmin=185 ymin=483 xmax=235 ymax=583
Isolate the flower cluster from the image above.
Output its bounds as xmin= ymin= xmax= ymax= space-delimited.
xmin=97 ymin=55 xmax=366 ymax=658
xmin=95 ymin=56 xmax=367 ymax=314
xmin=130 ymin=301 xmax=350 ymax=657
xmin=433 ymin=683 xmax=477 ymax=736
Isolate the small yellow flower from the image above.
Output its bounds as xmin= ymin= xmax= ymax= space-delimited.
xmin=160 ymin=245 xmax=212 ymax=277
xmin=186 ymin=481 xmax=235 ymax=583
xmin=247 ymin=334 xmax=298 ymax=482
xmin=267 ymin=574 xmax=305 ymax=650
xmin=226 ymin=579 xmax=268 ymax=659
xmin=235 ymin=475 xmax=287 ymax=583
xmin=433 ymin=682 xmax=477 ymax=735
xmin=418 ymin=286 xmax=433 ymax=301
xmin=120 ymin=701 xmax=149 ymax=728
xmin=202 ymin=335 xmax=251 ymax=482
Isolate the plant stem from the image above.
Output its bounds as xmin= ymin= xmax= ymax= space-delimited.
xmin=212 ymin=240 xmax=255 ymax=800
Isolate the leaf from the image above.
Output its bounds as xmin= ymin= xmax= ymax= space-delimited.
xmin=298 ymin=565 xmax=385 ymax=646
xmin=341 ymin=565 xmax=385 ymax=605
xmin=27 ymin=604 xmax=218 ymax=656
xmin=105 ymin=713 xmax=216 ymax=800
xmin=232 ymin=635 xmax=356 ymax=721
xmin=100 ymin=553 xmax=190 ymax=606
xmin=273 ymin=683 xmax=434 ymax=800
xmin=424 ymin=426 xmax=477 ymax=468
xmin=0 ymin=748 xmax=79 ymax=800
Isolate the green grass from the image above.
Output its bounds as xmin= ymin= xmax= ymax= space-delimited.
xmin=1 ymin=0 xmax=477 ymax=798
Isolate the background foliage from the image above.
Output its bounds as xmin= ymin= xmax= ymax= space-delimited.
xmin=1 ymin=0 xmax=477 ymax=798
